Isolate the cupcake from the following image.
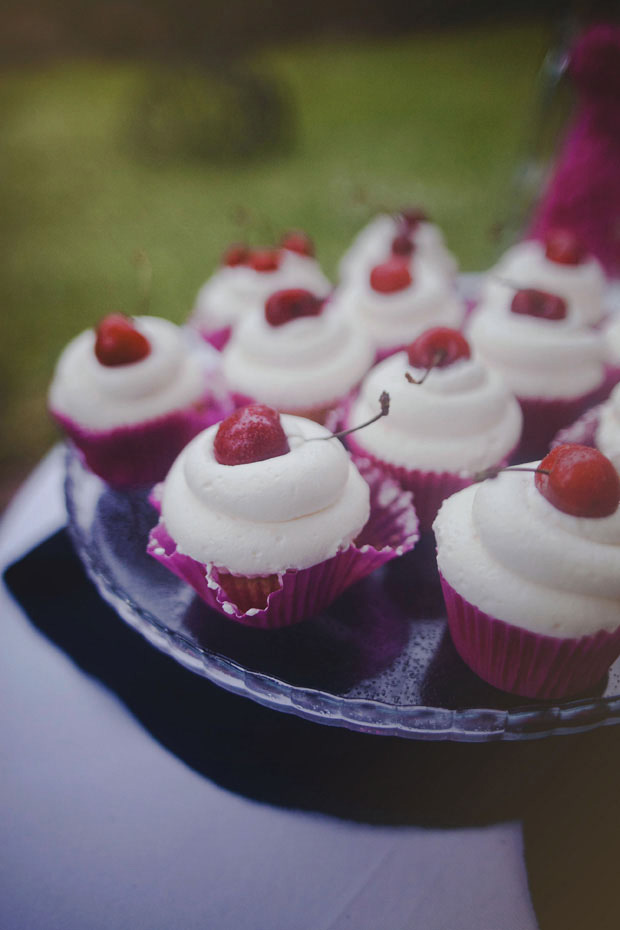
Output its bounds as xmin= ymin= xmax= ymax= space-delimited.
xmin=596 ymin=382 xmax=620 ymax=470
xmin=467 ymin=282 xmax=606 ymax=460
xmin=191 ymin=233 xmax=331 ymax=350
xmin=339 ymin=208 xmax=458 ymax=284
xmin=601 ymin=312 xmax=620 ymax=394
xmin=49 ymin=313 xmax=229 ymax=488
xmin=344 ymin=327 xmax=522 ymax=531
xmin=331 ymin=253 xmax=465 ymax=361
xmin=147 ymin=404 xmax=419 ymax=627
xmin=434 ymin=444 xmax=620 ymax=699
xmin=482 ymin=228 xmax=607 ymax=326
xmin=221 ymin=287 xmax=374 ymax=424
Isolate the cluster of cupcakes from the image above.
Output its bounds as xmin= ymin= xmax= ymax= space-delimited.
xmin=47 ymin=213 xmax=620 ymax=702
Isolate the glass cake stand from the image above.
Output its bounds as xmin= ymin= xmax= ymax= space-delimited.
xmin=64 ymin=446 xmax=620 ymax=743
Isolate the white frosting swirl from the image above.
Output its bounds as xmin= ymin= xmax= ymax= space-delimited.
xmin=467 ymin=284 xmax=605 ymax=399
xmin=434 ymin=467 xmax=620 ymax=636
xmin=338 ymin=214 xmax=458 ymax=283
xmin=192 ymin=250 xmax=331 ymax=331
xmin=348 ymin=351 xmax=522 ymax=473
xmin=331 ymin=260 xmax=465 ymax=351
xmin=484 ymin=240 xmax=606 ymax=325
xmin=596 ymin=383 xmax=620 ymax=471
xmin=160 ymin=414 xmax=370 ymax=574
xmin=603 ymin=313 xmax=620 ymax=366
xmin=221 ymin=302 xmax=374 ymax=408
xmin=48 ymin=316 xmax=208 ymax=431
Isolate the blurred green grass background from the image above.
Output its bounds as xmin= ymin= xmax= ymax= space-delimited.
xmin=0 ymin=19 xmax=552 ymax=502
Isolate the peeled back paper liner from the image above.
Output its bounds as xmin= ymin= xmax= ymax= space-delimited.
xmin=147 ymin=468 xmax=419 ymax=629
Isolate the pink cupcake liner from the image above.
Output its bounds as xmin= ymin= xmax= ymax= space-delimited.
xmin=346 ymin=434 xmax=514 ymax=533
xmin=513 ymin=386 xmax=605 ymax=463
xmin=51 ymin=391 xmax=230 ymax=489
xmin=230 ymin=391 xmax=354 ymax=429
xmin=198 ymin=325 xmax=233 ymax=352
xmin=552 ymin=403 xmax=603 ymax=449
xmin=440 ymin=575 xmax=620 ymax=700
xmin=374 ymin=345 xmax=406 ymax=364
xmin=603 ymin=363 xmax=620 ymax=398
xmin=147 ymin=469 xmax=419 ymax=628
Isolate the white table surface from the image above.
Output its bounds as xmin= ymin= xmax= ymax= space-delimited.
xmin=0 ymin=449 xmax=539 ymax=930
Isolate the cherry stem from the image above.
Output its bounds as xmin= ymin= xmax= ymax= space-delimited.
xmin=313 ymin=392 xmax=390 ymax=443
xmin=405 ymin=349 xmax=447 ymax=385
xmin=473 ymin=464 xmax=550 ymax=483
xmin=132 ymin=249 xmax=152 ymax=316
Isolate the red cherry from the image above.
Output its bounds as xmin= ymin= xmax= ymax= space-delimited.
xmin=544 ymin=229 xmax=587 ymax=265
xmin=369 ymin=258 xmax=412 ymax=294
xmin=94 ymin=313 xmax=151 ymax=367
xmin=510 ymin=288 xmax=567 ymax=321
xmin=391 ymin=233 xmax=415 ymax=257
xmin=213 ymin=404 xmax=290 ymax=466
xmin=400 ymin=207 xmax=428 ymax=229
xmin=265 ymin=288 xmax=324 ymax=327
xmin=407 ymin=327 xmax=471 ymax=370
xmin=281 ymin=230 xmax=315 ymax=257
xmin=221 ymin=243 xmax=249 ymax=267
xmin=535 ymin=444 xmax=620 ymax=518
xmin=249 ymin=249 xmax=281 ymax=272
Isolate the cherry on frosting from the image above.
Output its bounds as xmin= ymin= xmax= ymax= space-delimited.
xmin=406 ymin=327 xmax=471 ymax=370
xmin=249 ymin=249 xmax=281 ymax=272
xmin=391 ymin=233 xmax=415 ymax=257
xmin=281 ymin=230 xmax=314 ymax=257
xmin=544 ymin=229 xmax=587 ymax=266
xmin=535 ymin=444 xmax=620 ymax=518
xmin=214 ymin=404 xmax=290 ymax=466
xmin=265 ymin=288 xmax=324 ymax=327
xmin=510 ymin=288 xmax=568 ymax=321
xmin=221 ymin=243 xmax=250 ymax=267
xmin=94 ymin=313 xmax=151 ymax=367
xmin=369 ymin=258 xmax=412 ymax=294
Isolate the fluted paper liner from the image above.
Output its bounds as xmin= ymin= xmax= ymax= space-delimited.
xmin=440 ymin=575 xmax=620 ymax=700
xmin=346 ymin=435 xmax=514 ymax=533
xmin=552 ymin=403 xmax=603 ymax=449
xmin=147 ymin=469 xmax=419 ymax=628
xmin=515 ymin=385 xmax=605 ymax=463
xmin=198 ymin=324 xmax=233 ymax=352
xmin=230 ymin=391 xmax=354 ymax=430
xmin=51 ymin=389 xmax=231 ymax=489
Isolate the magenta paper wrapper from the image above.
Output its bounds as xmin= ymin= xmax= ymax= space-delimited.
xmin=440 ymin=575 xmax=620 ymax=700
xmin=146 ymin=470 xmax=419 ymax=628
xmin=603 ymin=363 xmax=620 ymax=398
xmin=51 ymin=392 xmax=230 ymax=489
xmin=345 ymin=435 xmax=515 ymax=533
xmin=230 ymin=391 xmax=353 ymax=430
xmin=374 ymin=345 xmax=406 ymax=364
xmin=552 ymin=403 xmax=603 ymax=449
xmin=513 ymin=386 xmax=605 ymax=463
xmin=198 ymin=325 xmax=232 ymax=352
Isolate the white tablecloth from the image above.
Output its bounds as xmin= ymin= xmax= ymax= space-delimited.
xmin=0 ymin=449 xmax=538 ymax=930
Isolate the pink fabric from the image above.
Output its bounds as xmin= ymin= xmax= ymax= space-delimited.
xmin=440 ymin=574 xmax=620 ymax=700
xmin=529 ymin=25 xmax=620 ymax=275
xmin=147 ymin=469 xmax=419 ymax=627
